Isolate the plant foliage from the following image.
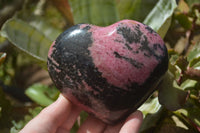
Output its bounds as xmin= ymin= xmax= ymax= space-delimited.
xmin=0 ymin=0 xmax=200 ymax=132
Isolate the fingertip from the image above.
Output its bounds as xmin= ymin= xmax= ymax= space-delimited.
xmin=129 ymin=110 xmax=143 ymax=121
xmin=119 ymin=110 xmax=143 ymax=133
xmin=77 ymin=116 xmax=106 ymax=133
xmin=126 ymin=110 xmax=143 ymax=126
xmin=57 ymin=94 xmax=69 ymax=102
xmin=38 ymin=94 xmax=72 ymax=125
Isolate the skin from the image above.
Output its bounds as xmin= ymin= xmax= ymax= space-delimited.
xmin=19 ymin=94 xmax=143 ymax=133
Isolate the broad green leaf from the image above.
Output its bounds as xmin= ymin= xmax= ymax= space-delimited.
xmin=68 ymin=0 xmax=91 ymax=24
xmin=181 ymin=79 xmax=197 ymax=90
xmin=116 ymin=0 xmax=159 ymax=21
xmin=14 ymin=3 xmax=63 ymax=37
xmin=175 ymin=13 xmax=192 ymax=30
xmin=192 ymin=61 xmax=200 ymax=70
xmin=0 ymin=18 xmax=52 ymax=66
xmin=116 ymin=0 xmax=142 ymax=21
xmin=137 ymin=0 xmax=159 ymax=21
xmin=188 ymin=57 xmax=200 ymax=68
xmin=89 ymin=0 xmax=119 ymax=26
xmin=187 ymin=42 xmax=200 ymax=67
xmin=187 ymin=43 xmax=200 ymax=69
xmin=29 ymin=18 xmax=61 ymax=42
xmin=187 ymin=43 xmax=200 ymax=61
xmin=68 ymin=0 xmax=119 ymax=26
xmin=69 ymin=0 xmax=158 ymax=26
xmin=139 ymin=97 xmax=161 ymax=116
xmin=15 ymin=10 xmax=62 ymax=41
xmin=143 ymin=0 xmax=177 ymax=38
xmin=139 ymin=98 xmax=163 ymax=132
xmin=25 ymin=84 xmax=59 ymax=106
xmin=158 ymin=71 xmax=189 ymax=111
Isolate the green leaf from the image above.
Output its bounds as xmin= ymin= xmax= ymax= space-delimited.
xmin=25 ymin=84 xmax=58 ymax=106
xmin=181 ymin=79 xmax=197 ymax=90
xmin=168 ymin=54 xmax=182 ymax=81
xmin=175 ymin=13 xmax=192 ymax=30
xmin=116 ymin=0 xmax=159 ymax=21
xmin=158 ymin=71 xmax=189 ymax=111
xmin=68 ymin=0 xmax=119 ymax=26
xmin=29 ymin=18 xmax=61 ymax=42
xmin=143 ymin=0 xmax=177 ymax=38
xmin=139 ymin=97 xmax=162 ymax=116
xmin=187 ymin=42 xmax=200 ymax=67
xmin=139 ymin=108 xmax=164 ymax=132
xmin=192 ymin=61 xmax=200 ymax=70
xmin=187 ymin=46 xmax=200 ymax=62
xmin=188 ymin=57 xmax=200 ymax=68
xmin=0 ymin=18 xmax=52 ymax=66
xmin=138 ymin=98 xmax=164 ymax=132
xmin=10 ymin=106 xmax=43 ymax=132
xmin=69 ymin=0 xmax=159 ymax=26
xmin=116 ymin=0 xmax=142 ymax=21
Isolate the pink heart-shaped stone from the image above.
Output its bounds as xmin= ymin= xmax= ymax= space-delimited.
xmin=47 ymin=20 xmax=168 ymax=124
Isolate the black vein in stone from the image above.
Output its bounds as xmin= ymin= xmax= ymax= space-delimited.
xmin=114 ymin=51 xmax=144 ymax=69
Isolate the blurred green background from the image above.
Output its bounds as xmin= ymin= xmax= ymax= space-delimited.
xmin=0 ymin=0 xmax=200 ymax=132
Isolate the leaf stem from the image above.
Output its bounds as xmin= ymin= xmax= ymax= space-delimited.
xmin=172 ymin=111 xmax=199 ymax=132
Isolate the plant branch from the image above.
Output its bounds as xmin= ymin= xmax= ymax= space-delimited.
xmin=184 ymin=67 xmax=200 ymax=82
xmin=172 ymin=111 xmax=200 ymax=132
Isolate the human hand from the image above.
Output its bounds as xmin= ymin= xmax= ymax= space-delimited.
xmin=19 ymin=94 xmax=143 ymax=133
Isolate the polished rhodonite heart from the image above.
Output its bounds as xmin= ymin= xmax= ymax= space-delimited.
xmin=47 ymin=19 xmax=168 ymax=124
